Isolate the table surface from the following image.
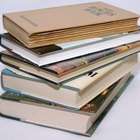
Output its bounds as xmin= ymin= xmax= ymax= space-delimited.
xmin=0 ymin=0 xmax=140 ymax=140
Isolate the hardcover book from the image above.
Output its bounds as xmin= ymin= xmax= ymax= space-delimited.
xmin=1 ymin=30 xmax=140 ymax=65
xmin=3 ymin=2 xmax=139 ymax=48
xmin=1 ymin=54 xmax=138 ymax=109
xmin=0 ymin=40 xmax=140 ymax=84
xmin=0 ymin=73 xmax=133 ymax=136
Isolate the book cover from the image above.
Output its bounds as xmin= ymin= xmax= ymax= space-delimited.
xmin=0 ymin=74 xmax=134 ymax=136
xmin=0 ymin=40 xmax=140 ymax=84
xmin=2 ymin=30 xmax=140 ymax=65
xmin=47 ymin=41 xmax=140 ymax=76
xmin=0 ymin=79 xmax=119 ymax=113
xmin=3 ymin=2 xmax=139 ymax=33
xmin=3 ymin=2 xmax=139 ymax=47
xmin=1 ymin=54 xmax=138 ymax=109
xmin=0 ymin=33 xmax=62 ymax=55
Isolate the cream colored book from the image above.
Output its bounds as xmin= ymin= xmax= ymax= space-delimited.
xmin=0 ymin=73 xmax=133 ymax=135
xmin=1 ymin=54 xmax=138 ymax=109
xmin=3 ymin=2 xmax=139 ymax=48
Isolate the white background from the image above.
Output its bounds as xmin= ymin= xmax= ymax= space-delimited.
xmin=0 ymin=0 xmax=140 ymax=140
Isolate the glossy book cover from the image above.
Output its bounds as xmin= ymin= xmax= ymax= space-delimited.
xmin=1 ymin=40 xmax=140 ymax=76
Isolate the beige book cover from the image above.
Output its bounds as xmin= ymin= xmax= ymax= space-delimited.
xmin=3 ymin=2 xmax=139 ymax=47
xmin=3 ymin=2 xmax=139 ymax=34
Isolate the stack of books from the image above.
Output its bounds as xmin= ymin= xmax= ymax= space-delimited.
xmin=0 ymin=2 xmax=140 ymax=136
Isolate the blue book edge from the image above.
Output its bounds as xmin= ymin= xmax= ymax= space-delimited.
xmin=1 ymin=68 xmax=81 ymax=91
xmin=1 ymin=68 xmax=79 ymax=110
